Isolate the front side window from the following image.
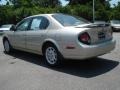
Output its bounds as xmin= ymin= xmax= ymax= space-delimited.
xmin=52 ymin=14 xmax=89 ymax=26
xmin=16 ymin=19 xmax=31 ymax=31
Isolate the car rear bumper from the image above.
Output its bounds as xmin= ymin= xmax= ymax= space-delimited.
xmin=63 ymin=39 xmax=116 ymax=60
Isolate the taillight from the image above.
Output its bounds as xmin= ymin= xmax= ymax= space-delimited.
xmin=78 ymin=32 xmax=91 ymax=45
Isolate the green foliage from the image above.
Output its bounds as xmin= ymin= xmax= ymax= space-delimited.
xmin=0 ymin=0 xmax=120 ymax=26
xmin=66 ymin=0 xmax=106 ymax=5
xmin=71 ymin=5 xmax=93 ymax=20
xmin=111 ymin=2 xmax=120 ymax=20
xmin=0 ymin=5 xmax=57 ymax=25
xmin=9 ymin=0 xmax=61 ymax=8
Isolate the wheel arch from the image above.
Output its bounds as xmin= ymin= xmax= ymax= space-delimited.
xmin=2 ymin=36 xmax=8 ymax=43
xmin=42 ymin=39 xmax=61 ymax=55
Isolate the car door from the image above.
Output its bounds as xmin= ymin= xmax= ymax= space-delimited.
xmin=12 ymin=18 xmax=31 ymax=49
xmin=26 ymin=16 xmax=49 ymax=53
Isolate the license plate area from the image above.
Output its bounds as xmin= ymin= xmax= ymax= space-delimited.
xmin=98 ymin=32 xmax=106 ymax=40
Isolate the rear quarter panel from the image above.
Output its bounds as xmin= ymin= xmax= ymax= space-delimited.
xmin=47 ymin=27 xmax=87 ymax=57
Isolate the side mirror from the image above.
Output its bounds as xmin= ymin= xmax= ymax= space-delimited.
xmin=10 ymin=25 xmax=16 ymax=31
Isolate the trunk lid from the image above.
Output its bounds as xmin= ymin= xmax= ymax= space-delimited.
xmin=75 ymin=23 xmax=112 ymax=44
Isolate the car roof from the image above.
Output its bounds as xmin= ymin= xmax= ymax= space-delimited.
xmin=25 ymin=13 xmax=68 ymax=20
xmin=25 ymin=13 xmax=61 ymax=19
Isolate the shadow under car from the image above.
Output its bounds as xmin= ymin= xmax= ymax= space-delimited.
xmin=5 ymin=50 xmax=119 ymax=78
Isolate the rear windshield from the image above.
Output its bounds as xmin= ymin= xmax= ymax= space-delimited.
xmin=52 ymin=14 xmax=90 ymax=26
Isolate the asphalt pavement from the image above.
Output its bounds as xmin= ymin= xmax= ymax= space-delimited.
xmin=0 ymin=33 xmax=120 ymax=90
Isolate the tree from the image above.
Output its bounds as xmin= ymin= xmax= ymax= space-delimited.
xmin=66 ymin=0 xmax=107 ymax=5
xmin=110 ymin=2 xmax=120 ymax=19
xmin=38 ymin=0 xmax=61 ymax=7
xmin=10 ymin=0 xmax=61 ymax=8
xmin=9 ymin=0 xmax=34 ymax=7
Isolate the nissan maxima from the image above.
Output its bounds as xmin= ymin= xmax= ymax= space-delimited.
xmin=2 ymin=13 xmax=116 ymax=66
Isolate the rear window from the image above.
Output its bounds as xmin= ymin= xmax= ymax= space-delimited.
xmin=52 ymin=14 xmax=89 ymax=26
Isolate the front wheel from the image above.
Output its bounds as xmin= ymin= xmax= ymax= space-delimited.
xmin=3 ymin=39 xmax=12 ymax=53
xmin=44 ymin=45 xmax=62 ymax=66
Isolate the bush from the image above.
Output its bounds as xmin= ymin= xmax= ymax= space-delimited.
xmin=0 ymin=3 xmax=120 ymax=25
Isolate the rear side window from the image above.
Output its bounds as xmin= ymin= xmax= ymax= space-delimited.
xmin=30 ymin=18 xmax=42 ymax=30
xmin=30 ymin=16 xmax=49 ymax=30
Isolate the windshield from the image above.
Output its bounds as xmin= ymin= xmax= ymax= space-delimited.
xmin=1 ymin=25 xmax=12 ymax=28
xmin=52 ymin=14 xmax=90 ymax=26
xmin=111 ymin=20 xmax=120 ymax=24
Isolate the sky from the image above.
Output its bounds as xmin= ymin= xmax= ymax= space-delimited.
xmin=0 ymin=0 xmax=119 ymax=6
xmin=60 ymin=0 xmax=69 ymax=6
xmin=109 ymin=0 xmax=120 ymax=7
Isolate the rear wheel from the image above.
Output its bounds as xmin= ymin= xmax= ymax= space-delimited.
xmin=44 ymin=44 xmax=62 ymax=66
xmin=3 ymin=39 xmax=13 ymax=53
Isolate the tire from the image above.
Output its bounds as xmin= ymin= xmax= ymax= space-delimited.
xmin=3 ymin=39 xmax=13 ymax=54
xmin=43 ymin=44 xmax=62 ymax=67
